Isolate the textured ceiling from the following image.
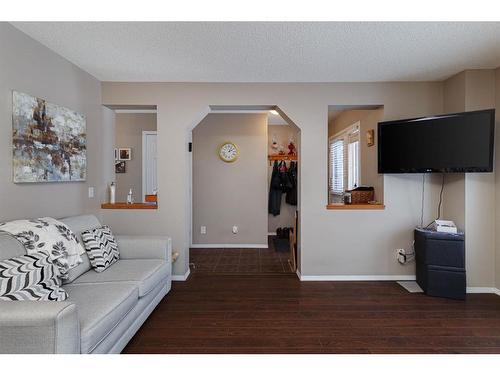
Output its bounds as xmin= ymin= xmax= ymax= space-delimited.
xmin=11 ymin=22 xmax=500 ymax=82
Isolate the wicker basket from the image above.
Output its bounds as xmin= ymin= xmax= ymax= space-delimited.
xmin=347 ymin=188 xmax=374 ymax=204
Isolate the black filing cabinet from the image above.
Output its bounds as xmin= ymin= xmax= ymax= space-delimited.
xmin=414 ymin=228 xmax=466 ymax=300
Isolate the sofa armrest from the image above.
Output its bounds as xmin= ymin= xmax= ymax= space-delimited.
xmin=0 ymin=301 xmax=80 ymax=354
xmin=115 ymin=235 xmax=171 ymax=262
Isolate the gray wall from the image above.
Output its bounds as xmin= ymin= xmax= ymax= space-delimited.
xmin=463 ymin=70 xmax=496 ymax=290
xmin=192 ymin=113 xmax=268 ymax=246
xmin=115 ymin=113 xmax=157 ymax=202
xmin=102 ymin=81 xmax=446 ymax=279
xmin=442 ymin=72 xmax=466 ymax=230
xmin=0 ymin=23 xmax=103 ymax=221
xmin=441 ymin=70 xmax=496 ymax=289
xmin=268 ymin=124 xmax=299 ymax=233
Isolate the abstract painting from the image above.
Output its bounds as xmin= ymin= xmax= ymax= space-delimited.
xmin=12 ymin=91 xmax=86 ymax=183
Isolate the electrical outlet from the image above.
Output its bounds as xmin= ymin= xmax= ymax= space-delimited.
xmin=396 ymin=248 xmax=414 ymax=264
xmin=200 ymin=226 xmax=206 ymax=235
xmin=232 ymin=226 xmax=238 ymax=234
xmin=395 ymin=248 xmax=405 ymax=260
xmin=397 ymin=249 xmax=406 ymax=264
xmin=88 ymin=186 xmax=95 ymax=198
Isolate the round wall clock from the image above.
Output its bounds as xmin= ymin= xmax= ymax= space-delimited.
xmin=218 ymin=142 xmax=239 ymax=163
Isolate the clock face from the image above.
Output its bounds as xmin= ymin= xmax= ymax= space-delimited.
xmin=219 ymin=142 xmax=239 ymax=162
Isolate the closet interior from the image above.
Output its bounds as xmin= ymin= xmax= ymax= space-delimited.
xmin=267 ymin=112 xmax=299 ymax=273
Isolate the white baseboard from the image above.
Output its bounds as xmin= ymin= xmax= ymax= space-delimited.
xmin=268 ymin=232 xmax=277 ymax=236
xmin=467 ymin=287 xmax=500 ymax=295
xmin=299 ymin=274 xmax=416 ymax=281
xmin=190 ymin=244 xmax=268 ymax=249
xmin=298 ymin=275 xmax=500 ymax=295
xmin=172 ymin=268 xmax=191 ymax=281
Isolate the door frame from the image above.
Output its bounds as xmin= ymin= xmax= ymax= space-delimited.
xmin=187 ymin=106 xmax=302 ymax=277
xmin=142 ymin=130 xmax=158 ymax=203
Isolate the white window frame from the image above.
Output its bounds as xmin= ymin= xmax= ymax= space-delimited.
xmin=329 ymin=122 xmax=361 ymax=195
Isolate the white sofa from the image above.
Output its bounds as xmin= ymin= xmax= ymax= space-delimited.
xmin=0 ymin=214 xmax=172 ymax=354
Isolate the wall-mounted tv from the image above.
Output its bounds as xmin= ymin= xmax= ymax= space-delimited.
xmin=378 ymin=109 xmax=495 ymax=173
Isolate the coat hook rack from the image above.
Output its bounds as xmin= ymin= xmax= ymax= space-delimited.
xmin=268 ymin=155 xmax=298 ymax=166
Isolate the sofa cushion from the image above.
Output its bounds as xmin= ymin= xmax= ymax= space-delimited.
xmin=72 ymin=259 xmax=169 ymax=297
xmin=64 ymin=282 xmax=138 ymax=354
xmin=0 ymin=232 xmax=25 ymax=260
xmin=60 ymin=215 xmax=101 ymax=284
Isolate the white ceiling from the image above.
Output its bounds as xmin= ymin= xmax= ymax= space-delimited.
xmin=11 ymin=22 xmax=500 ymax=82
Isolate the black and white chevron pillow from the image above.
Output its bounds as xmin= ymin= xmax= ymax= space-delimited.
xmin=0 ymin=251 xmax=68 ymax=301
xmin=81 ymin=225 xmax=119 ymax=272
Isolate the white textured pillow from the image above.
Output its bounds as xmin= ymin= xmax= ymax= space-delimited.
xmin=0 ymin=217 xmax=85 ymax=280
xmin=0 ymin=251 xmax=68 ymax=301
xmin=81 ymin=225 xmax=119 ymax=272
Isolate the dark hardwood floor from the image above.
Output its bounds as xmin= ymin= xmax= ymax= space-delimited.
xmin=123 ymin=273 xmax=500 ymax=354
xmin=189 ymin=236 xmax=293 ymax=274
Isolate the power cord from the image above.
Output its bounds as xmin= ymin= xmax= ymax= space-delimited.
xmin=425 ymin=172 xmax=445 ymax=228
xmin=420 ymin=173 xmax=425 ymax=228
xmin=437 ymin=172 xmax=445 ymax=220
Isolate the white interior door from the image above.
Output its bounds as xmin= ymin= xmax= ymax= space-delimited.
xmin=142 ymin=131 xmax=158 ymax=201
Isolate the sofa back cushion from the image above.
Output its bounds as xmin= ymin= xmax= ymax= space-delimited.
xmin=60 ymin=215 xmax=102 ymax=283
xmin=0 ymin=232 xmax=25 ymax=260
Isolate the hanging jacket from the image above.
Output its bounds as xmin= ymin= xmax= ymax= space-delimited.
xmin=278 ymin=161 xmax=292 ymax=193
xmin=286 ymin=161 xmax=298 ymax=206
xmin=268 ymin=160 xmax=282 ymax=216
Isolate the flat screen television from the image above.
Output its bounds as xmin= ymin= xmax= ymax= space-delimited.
xmin=378 ymin=109 xmax=495 ymax=173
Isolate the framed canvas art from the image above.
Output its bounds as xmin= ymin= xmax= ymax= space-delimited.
xmin=12 ymin=91 xmax=86 ymax=183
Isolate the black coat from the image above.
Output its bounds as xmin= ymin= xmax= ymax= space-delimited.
xmin=286 ymin=161 xmax=298 ymax=206
xmin=268 ymin=161 xmax=282 ymax=216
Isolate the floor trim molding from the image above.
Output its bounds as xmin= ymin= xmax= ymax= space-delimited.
xmin=467 ymin=287 xmax=500 ymax=295
xmin=172 ymin=268 xmax=191 ymax=281
xmin=299 ymin=275 xmax=417 ymax=281
xmin=299 ymin=276 xmax=500 ymax=295
xmin=190 ymin=244 xmax=268 ymax=249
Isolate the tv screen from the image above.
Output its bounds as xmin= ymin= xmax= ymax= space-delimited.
xmin=378 ymin=109 xmax=495 ymax=173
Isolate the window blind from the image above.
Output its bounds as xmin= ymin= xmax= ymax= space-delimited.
xmin=329 ymin=121 xmax=361 ymax=196
xmin=330 ymin=139 xmax=344 ymax=194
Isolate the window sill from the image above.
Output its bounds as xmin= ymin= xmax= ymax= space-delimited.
xmin=326 ymin=203 xmax=385 ymax=210
xmin=101 ymin=202 xmax=158 ymax=210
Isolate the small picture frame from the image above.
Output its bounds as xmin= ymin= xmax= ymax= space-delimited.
xmin=119 ymin=148 xmax=132 ymax=160
xmin=115 ymin=161 xmax=126 ymax=173
xmin=114 ymin=148 xmax=118 ymax=161
xmin=366 ymin=129 xmax=375 ymax=147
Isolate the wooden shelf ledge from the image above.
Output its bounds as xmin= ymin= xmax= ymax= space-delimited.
xmin=101 ymin=202 xmax=158 ymax=210
xmin=326 ymin=203 xmax=385 ymax=210
xmin=268 ymin=155 xmax=298 ymax=161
